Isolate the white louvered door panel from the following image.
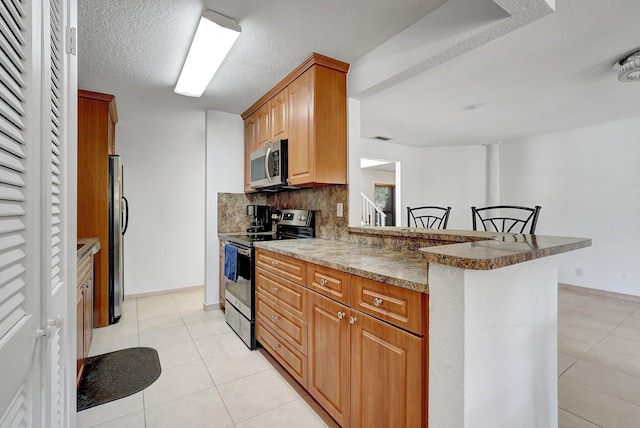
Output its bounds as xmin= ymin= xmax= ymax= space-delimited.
xmin=42 ymin=0 xmax=69 ymax=426
xmin=0 ymin=0 xmax=42 ymax=426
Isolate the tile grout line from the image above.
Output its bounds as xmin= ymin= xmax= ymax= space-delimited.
xmin=559 ymin=406 xmax=604 ymax=428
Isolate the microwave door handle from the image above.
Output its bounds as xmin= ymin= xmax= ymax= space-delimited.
xmin=264 ymin=146 xmax=273 ymax=183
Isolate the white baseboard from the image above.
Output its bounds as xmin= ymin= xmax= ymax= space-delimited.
xmin=203 ymin=301 xmax=221 ymax=311
xmin=124 ymin=284 xmax=204 ymax=300
xmin=559 ymin=283 xmax=640 ymax=303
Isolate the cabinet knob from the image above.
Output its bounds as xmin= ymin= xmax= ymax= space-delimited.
xmin=349 ymin=316 xmax=357 ymax=324
xmin=272 ymin=343 xmax=280 ymax=351
xmin=319 ymin=278 xmax=328 ymax=286
xmin=271 ymin=315 xmax=279 ymax=322
xmin=337 ymin=311 xmax=345 ymax=320
xmin=272 ymin=287 xmax=278 ymax=293
xmin=271 ymin=260 xmax=278 ymax=266
xmin=373 ymin=297 xmax=383 ymax=307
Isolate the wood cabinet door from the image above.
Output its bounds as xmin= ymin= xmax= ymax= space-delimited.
xmin=269 ymin=87 xmax=288 ymax=141
xmin=287 ymin=67 xmax=315 ymax=185
xmin=350 ymin=311 xmax=423 ymax=428
xmin=244 ymin=114 xmax=258 ymax=192
xmin=307 ymin=291 xmax=350 ymax=427
xmin=256 ymin=103 xmax=270 ymax=147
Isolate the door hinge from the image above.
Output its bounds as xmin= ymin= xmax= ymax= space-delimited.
xmin=66 ymin=27 xmax=77 ymax=55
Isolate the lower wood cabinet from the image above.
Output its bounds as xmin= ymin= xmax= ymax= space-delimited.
xmin=77 ymin=249 xmax=95 ymax=387
xmin=308 ymin=291 xmax=423 ymax=428
xmin=308 ymin=292 xmax=351 ymax=426
xmin=350 ymin=309 xmax=423 ymax=428
xmin=256 ymin=249 xmax=426 ymax=427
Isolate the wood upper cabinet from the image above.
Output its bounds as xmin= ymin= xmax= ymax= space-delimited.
xmin=242 ymin=53 xmax=349 ymax=192
xmin=308 ymin=291 xmax=351 ymax=427
xmin=78 ymin=90 xmax=117 ymax=328
xmin=288 ymin=64 xmax=347 ymax=186
xmin=255 ymin=102 xmax=270 ymax=147
xmin=244 ymin=114 xmax=258 ymax=193
xmin=269 ymin=87 xmax=288 ymax=141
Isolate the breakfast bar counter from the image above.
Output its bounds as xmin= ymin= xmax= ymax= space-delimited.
xmin=254 ymin=227 xmax=592 ymax=428
xmin=253 ymin=228 xmax=590 ymax=292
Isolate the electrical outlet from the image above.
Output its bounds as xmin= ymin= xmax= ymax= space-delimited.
xmin=575 ymin=267 xmax=584 ymax=277
xmin=337 ymin=202 xmax=344 ymax=218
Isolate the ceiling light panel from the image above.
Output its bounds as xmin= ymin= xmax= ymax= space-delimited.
xmin=174 ymin=11 xmax=241 ymax=97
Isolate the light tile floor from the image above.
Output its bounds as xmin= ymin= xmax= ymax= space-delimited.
xmin=558 ymin=287 xmax=640 ymax=428
xmin=77 ymin=289 xmax=338 ymax=428
xmin=77 ymin=287 xmax=640 ymax=427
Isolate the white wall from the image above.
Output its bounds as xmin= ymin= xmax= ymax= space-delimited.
xmin=115 ymin=90 xmax=205 ymax=295
xmin=204 ymin=110 xmax=245 ymax=306
xmin=357 ymin=139 xmax=425 ymax=227
xmin=501 ymin=117 xmax=640 ymax=296
xmin=361 ymin=169 xmax=395 ymax=201
xmin=420 ymin=145 xmax=487 ymax=230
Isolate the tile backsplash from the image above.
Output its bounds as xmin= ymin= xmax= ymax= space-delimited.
xmin=217 ymin=185 xmax=349 ymax=241
xmin=217 ymin=192 xmax=267 ymax=233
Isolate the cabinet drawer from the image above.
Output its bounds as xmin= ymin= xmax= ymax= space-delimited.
xmin=255 ymin=267 xmax=307 ymax=319
xmin=351 ymin=276 xmax=424 ymax=336
xmin=256 ymin=249 xmax=306 ymax=284
xmin=256 ymin=291 xmax=307 ymax=355
xmin=257 ymin=319 xmax=307 ymax=388
xmin=307 ymin=264 xmax=350 ymax=305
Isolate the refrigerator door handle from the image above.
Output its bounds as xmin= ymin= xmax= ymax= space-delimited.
xmin=122 ymin=196 xmax=129 ymax=235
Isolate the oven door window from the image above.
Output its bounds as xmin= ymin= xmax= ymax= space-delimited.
xmin=225 ymin=250 xmax=252 ymax=319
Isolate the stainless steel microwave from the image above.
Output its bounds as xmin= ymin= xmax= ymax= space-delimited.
xmin=250 ymin=139 xmax=288 ymax=190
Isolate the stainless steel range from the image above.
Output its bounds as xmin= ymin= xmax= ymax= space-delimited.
xmin=220 ymin=209 xmax=315 ymax=349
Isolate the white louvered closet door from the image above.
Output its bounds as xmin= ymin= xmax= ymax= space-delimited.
xmin=0 ymin=0 xmax=43 ymax=427
xmin=42 ymin=0 xmax=68 ymax=426
xmin=0 ymin=0 xmax=75 ymax=426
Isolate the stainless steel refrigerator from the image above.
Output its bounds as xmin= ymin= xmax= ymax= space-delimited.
xmin=108 ymin=155 xmax=129 ymax=324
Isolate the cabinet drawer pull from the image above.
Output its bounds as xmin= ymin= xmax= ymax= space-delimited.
xmin=349 ymin=316 xmax=357 ymax=324
xmin=337 ymin=311 xmax=345 ymax=320
xmin=272 ymin=287 xmax=278 ymax=293
xmin=271 ymin=260 xmax=278 ymax=266
xmin=271 ymin=315 xmax=279 ymax=322
xmin=373 ymin=297 xmax=383 ymax=307
xmin=272 ymin=343 xmax=280 ymax=351
xmin=319 ymin=278 xmax=328 ymax=286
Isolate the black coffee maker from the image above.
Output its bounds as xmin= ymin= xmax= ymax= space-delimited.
xmin=246 ymin=205 xmax=272 ymax=233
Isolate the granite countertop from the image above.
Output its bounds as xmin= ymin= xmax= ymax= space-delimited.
xmin=254 ymin=228 xmax=591 ymax=294
xmin=253 ymin=239 xmax=430 ymax=293
xmin=419 ymin=233 xmax=591 ymax=270
xmin=77 ymin=237 xmax=101 ymax=261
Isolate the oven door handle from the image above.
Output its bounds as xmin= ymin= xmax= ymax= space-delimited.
xmin=224 ymin=243 xmax=252 ymax=257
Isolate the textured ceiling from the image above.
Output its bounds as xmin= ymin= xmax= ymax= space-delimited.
xmin=78 ymin=0 xmax=447 ymax=114
xmin=78 ymin=0 xmax=640 ymax=147
xmin=359 ymin=0 xmax=640 ymax=146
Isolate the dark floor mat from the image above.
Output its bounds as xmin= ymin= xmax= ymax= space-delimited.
xmin=77 ymin=347 xmax=161 ymax=411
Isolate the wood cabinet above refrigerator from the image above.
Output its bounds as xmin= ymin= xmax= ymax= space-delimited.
xmin=242 ymin=53 xmax=349 ymax=192
xmin=78 ymin=90 xmax=117 ymax=328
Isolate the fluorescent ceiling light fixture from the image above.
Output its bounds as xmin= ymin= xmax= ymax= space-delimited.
xmin=361 ymin=158 xmax=392 ymax=169
xmin=174 ymin=11 xmax=241 ymax=97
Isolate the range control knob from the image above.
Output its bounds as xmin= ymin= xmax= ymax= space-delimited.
xmin=298 ymin=215 xmax=307 ymax=222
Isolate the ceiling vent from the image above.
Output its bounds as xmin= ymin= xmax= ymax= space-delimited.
xmin=370 ymin=135 xmax=394 ymax=141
